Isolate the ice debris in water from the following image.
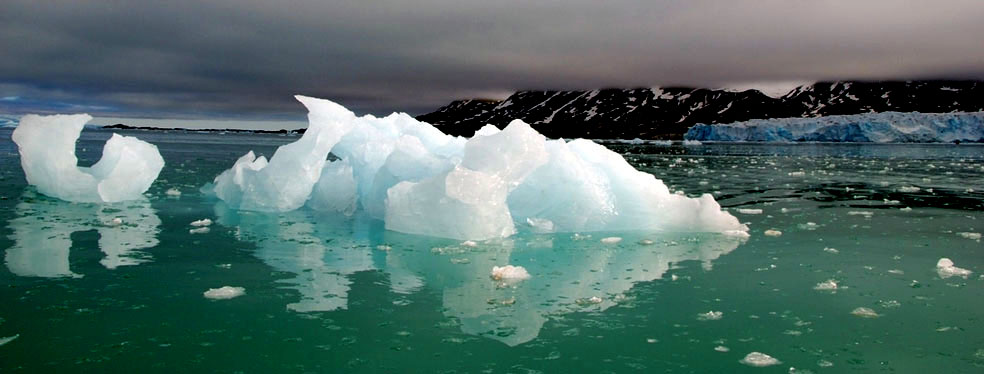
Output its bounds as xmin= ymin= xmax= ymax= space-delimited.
xmin=850 ymin=307 xmax=880 ymax=318
xmin=898 ymin=186 xmax=921 ymax=193
xmin=461 ymin=240 xmax=478 ymax=247
xmin=822 ymin=247 xmax=839 ymax=254
xmin=490 ymin=265 xmax=530 ymax=281
xmin=764 ymin=229 xmax=782 ymax=237
xmin=714 ymin=346 xmax=730 ymax=352
xmin=190 ymin=218 xmax=213 ymax=227
xmin=106 ymin=218 xmax=124 ymax=227
xmin=206 ymin=96 xmax=748 ymax=240
xmin=600 ymin=236 xmax=623 ymax=244
xmin=936 ymin=258 xmax=972 ymax=279
xmin=165 ymin=188 xmax=181 ymax=197
xmin=11 ymin=114 xmax=164 ymax=202
xmin=958 ymin=232 xmax=981 ymax=240
xmin=697 ymin=311 xmax=723 ymax=321
xmin=814 ymin=279 xmax=838 ymax=291
xmin=737 ymin=208 xmax=763 ymax=215
xmin=203 ymin=286 xmax=245 ymax=300
xmin=189 ymin=227 xmax=210 ymax=235
xmin=740 ymin=352 xmax=781 ymax=367
xmin=0 ymin=334 xmax=18 ymax=347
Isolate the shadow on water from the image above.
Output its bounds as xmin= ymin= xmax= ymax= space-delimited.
xmin=213 ymin=202 xmax=746 ymax=346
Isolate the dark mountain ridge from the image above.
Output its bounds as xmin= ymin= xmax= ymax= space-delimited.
xmin=416 ymin=81 xmax=984 ymax=139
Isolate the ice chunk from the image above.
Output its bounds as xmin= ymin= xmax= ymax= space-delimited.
xmin=850 ymin=307 xmax=880 ymax=318
xmin=190 ymin=218 xmax=212 ymax=227
xmin=814 ymin=279 xmax=838 ymax=290
xmin=737 ymin=208 xmax=763 ymax=215
xmin=490 ymin=265 xmax=530 ymax=281
xmin=936 ymin=258 xmax=972 ymax=278
xmin=203 ymin=286 xmax=245 ymax=300
xmin=600 ymin=237 xmax=623 ymax=244
xmin=12 ymin=114 xmax=164 ymax=202
xmin=764 ymin=229 xmax=782 ymax=237
xmin=740 ymin=352 xmax=781 ymax=367
xmin=165 ymin=188 xmax=182 ymax=197
xmin=957 ymin=232 xmax=981 ymax=240
xmin=0 ymin=334 xmax=18 ymax=347
xmin=697 ymin=311 xmax=723 ymax=320
xmin=714 ymin=346 xmax=729 ymax=352
xmin=189 ymin=227 xmax=210 ymax=234
xmin=823 ymin=247 xmax=839 ymax=254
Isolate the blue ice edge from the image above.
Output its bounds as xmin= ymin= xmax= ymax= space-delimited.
xmin=685 ymin=111 xmax=984 ymax=143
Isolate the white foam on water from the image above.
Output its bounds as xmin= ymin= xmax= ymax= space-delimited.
xmin=740 ymin=352 xmax=781 ymax=367
xmin=203 ymin=286 xmax=245 ymax=300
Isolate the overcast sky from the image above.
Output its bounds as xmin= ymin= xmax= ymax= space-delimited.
xmin=1 ymin=0 xmax=983 ymax=119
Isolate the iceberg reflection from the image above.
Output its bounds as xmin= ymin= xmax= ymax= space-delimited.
xmin=220 ymin=206 xmax=744 ymax=346
xmin=4 ymin=192 xmax=160 ymax=277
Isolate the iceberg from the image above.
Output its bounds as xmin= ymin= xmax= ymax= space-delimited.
xmin=208 ymin=96 xmax=747 ymax=240
xmin=11 ymin=114 xmax=164 ymax=202
xmin=685 ymin=111 xmax=984 ymax=143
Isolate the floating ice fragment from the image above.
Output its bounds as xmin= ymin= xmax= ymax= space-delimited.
xmin=737 ymin=208 xmax=763 ymax=215
xmin=189 ymin=227 xmax=210 ymax=235
xmin=697 ymin=311 xmax=723 ymax=321
xmin=165 ymin=188 xmax=181 ymax=197
xmin=0 ymin=334 xmax=18 ymax=347
xmin=490 ymin=265 xmax=530 ymax=281
xmin=936 ymin=258 xmax=972 ymax=279
xmin=817 ymin=360 xmax=833 ymax=368
xmin=848 ymin=211 xmax=874 ymax=217
xmin=958 ymin=232 xmax=981 ymax=240
xmin=190 ymin=218 xmax=213 ymax=227
xmin=461 ymin=240 xmax=478 ymax=247
xmin=740 ymin=352 xmax=781 ymax=367
xmin=375 ymin=245 xmax=392 ymax=251
xmin=788 ymin=171 xmax=806 ymax=177
xmin=203 ymin=286 xmax=245 ymax=300
xmin=106 ymin=218 xmax=124 ymax=227
xmin=898 ymin=186 xmax=921 ymax=193
xmin=682 ymin=139 xmax=702 ymax=146
xmin=900 ymin=207 xmax=912 ymax=212
xmin=638 ymin=239 xmax=654 ymax=245
xmin=814 ymin=279 xmax=838 ymax=291
xmin=714 ymin=346 xmax=729 ymax=352
xmin=764 ymin=229 xmax=782 ymax=237
xmin=12 ymin=114 xmax=164 ymax=202
xmin=575 ymin=296 xmax=604 ymax=305
xmin=600 ymin=237 xmax=623 ymax=244
xmin=850 ymin=307 xmax=880 ymax=318
xmin=723 ymin=230 xmax=751 ymax=239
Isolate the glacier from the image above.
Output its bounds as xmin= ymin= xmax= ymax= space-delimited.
xmin=207 ymin=95 xmax=746 ymax=240
xmin=12 ymin=114 xmax=165 ymax=202
xmin=685 ymin=111 xmax=984 ymax=143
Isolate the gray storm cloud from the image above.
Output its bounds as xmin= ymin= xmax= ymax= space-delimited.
xmin=1 ymin=0 xmax=982 ymax=117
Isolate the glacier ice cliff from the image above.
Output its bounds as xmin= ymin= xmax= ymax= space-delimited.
xmin=685 ymin=111 xmax=984 ymax=143
xmin=207 ymin=95 xmax=746 ymax=240
xmin=12 ymin=114 xmax=165 ymax=202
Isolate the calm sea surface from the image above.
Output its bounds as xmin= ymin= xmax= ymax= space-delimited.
xmin=1 ymin=128 xmax=982 ymax=372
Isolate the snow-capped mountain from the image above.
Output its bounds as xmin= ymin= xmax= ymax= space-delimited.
xmin=417 ymin=81 xmax=984 ymax=139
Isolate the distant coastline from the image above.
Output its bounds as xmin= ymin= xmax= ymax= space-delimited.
xmin=100 ymin=123 xmax=306 ymax=135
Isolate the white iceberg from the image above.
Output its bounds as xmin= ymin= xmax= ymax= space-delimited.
xmin=207 ymin=96 xmax=747 ymax=240
xmin=11 ymin=114 xmax=164 ymax=202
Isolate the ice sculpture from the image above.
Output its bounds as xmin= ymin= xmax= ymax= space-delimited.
xmin=208 ymin=96 xmax=746 ymax=240
xmin=12 ymin=114 xmax=164 ymax=202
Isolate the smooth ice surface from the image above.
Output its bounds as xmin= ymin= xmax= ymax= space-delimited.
xmin=12 ymin=114 xmax=164 ymax=202
xmin=208 ymin=96 xmax=746 ymax=240
xmin=740 ymin=352 xmax=781 ymax=367
xmin=686 ymin=111 xmax=984 ymax=143
xmin=203 ymin=286 xmax=245 ymax=300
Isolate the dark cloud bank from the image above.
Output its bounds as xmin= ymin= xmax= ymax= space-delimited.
xmin=1 ymin=0 xmax=983 ymax=119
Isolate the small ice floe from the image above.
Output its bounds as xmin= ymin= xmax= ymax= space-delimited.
xmin=799 ymin=222 xmax=818 ymax=230
xmin=575 ymin=296 xmax=604 ymax=305
xmin=646 ymin=338 xmax=658 ymax=344
xmin=817 ymin=359 xmax=834 ymax=368
xmin=822 ymin=247 xmax=839 ymax=254
xmin=740 ymin=352 xmax=781 ymax=367
xmin=737 ymin=208 xmax=763 ymax=215
xmin=850 ymin=307 xmax=880 ymax=318
xmin=216 ymin=263 xmax=232 ymax=269
xmin=683 ymin=139 xmax=702 ymax=146
xmin=714 ymin=346 xmax=729 ymax=352
xmin=788 ymin=171 xmax=806 ymax=177
xmin=190 ymin=218 xmax=213 ymax=227
xmin=189 ymin=227 xmax=210 ymax=234
xmin=848 ymin=211 xmax=874 ymax=217
xmin=764 ymin=229 xmax=782 ymax=237
xmin=898 ymin=186 xmax=921 ymax=193
xmin=900 ymin=207 xmax=913 ymax=212
xmin=375 ymin=245 xmax=392 ymax=251
xmin=461 ymin=240 xmax=478 ymax=247
xmin=105 ymin=217 xmax=124 ymax=227
xmin=958 ymin=232 xmax=982 ymax=240
xmin=883 ymin=199 xmax=900 ymax=205
xmin=697 ymin=311 xmax=723 ymax=321
xmin=165 ymin=188 xmax=182 ymax=197
xmin=600 ymin=237 xmax=622 ymax=244
xmin=0 ymin=334 xmax=18 ymax=347
xmin=638 ymin=239 xmax=654 ymax=245
xmin=814 ymin=279 xmax=838 ymax=291
xmin=723 ymin=230 xmax=751 ymax=239
xmin=203 ymin=286 xmax=245 ymax=300
xmin=936 ymin=258 xmax=972 ymax=279
xmin=887 ymin=269 xmax=904 ymax=275
xmin=490 ymin=265 xmax=530 ymax=281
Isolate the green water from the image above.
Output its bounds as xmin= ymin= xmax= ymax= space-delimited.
xmin=1 ymin=128 xmax=983 ymax=373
